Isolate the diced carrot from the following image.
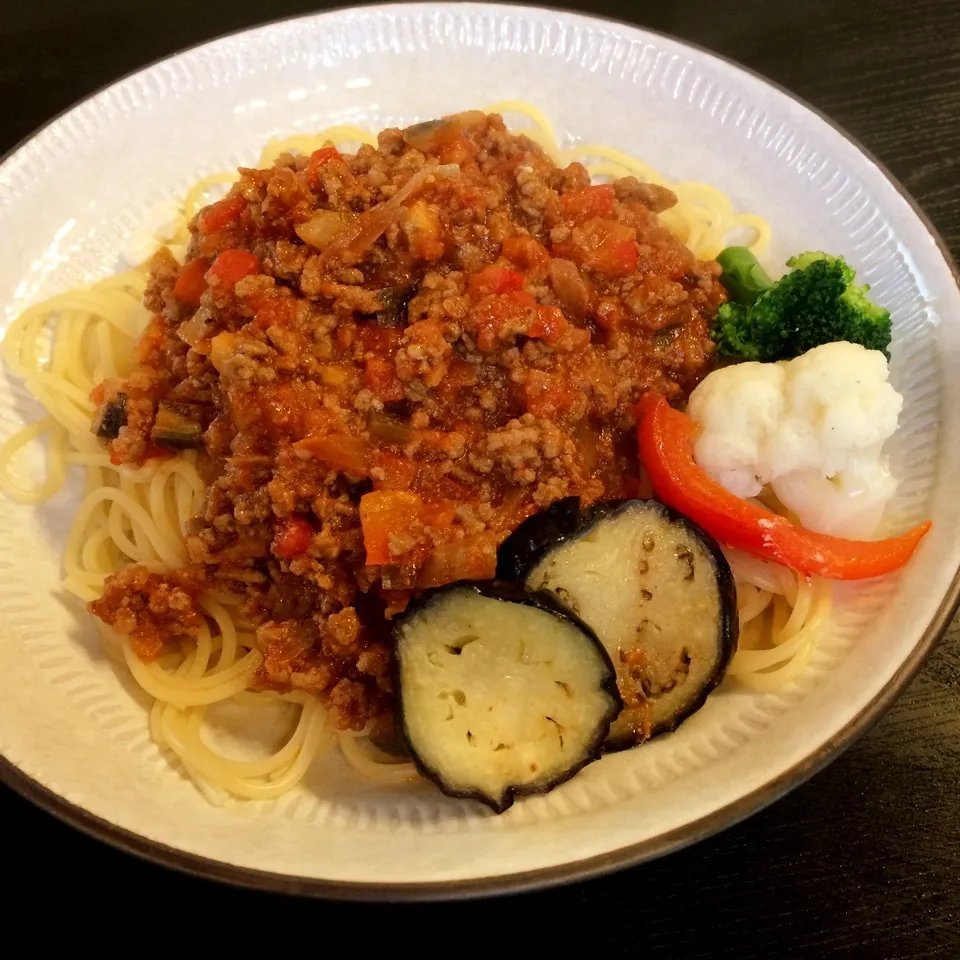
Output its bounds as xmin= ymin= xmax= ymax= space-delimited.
xmin=172 ymin=257 xmax=209 ymax=305
xmin=196 ymin=195 xmax=246 ymax=235
xmin=306 ymin=146 xmax=342 ymax=187
xmin=468 ymin=265 xmax=526 ymax=298
xmin=90 ymin=382 xmax=106 ymax=405
xmin=559 ymin=184 xmax=615 ymax=222
xmin=501 ymin=235 xmax=551 ymax=279
xmin=295 ymin=434 xmax=372 ymax=475
xmin=359 ymin=490 xmax=423 ymax=565
xmin=272 ymin=516 xmax=314 ymax=559
xmin=209 ymin=249 xmax=260 ymax=285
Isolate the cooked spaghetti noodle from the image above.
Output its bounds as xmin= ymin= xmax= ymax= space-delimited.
xmin=0 ymin=105 xmax=818 ymax=804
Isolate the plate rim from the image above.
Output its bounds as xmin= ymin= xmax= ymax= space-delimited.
xmin=1 ymin=0 xmax=958 ymax=900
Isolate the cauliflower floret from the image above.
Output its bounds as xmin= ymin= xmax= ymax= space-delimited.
xmin=687 ymin=341 xmax=903 ymax=538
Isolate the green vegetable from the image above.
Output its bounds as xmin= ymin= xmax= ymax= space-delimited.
xmin=712 ymin=248 xmax=892 ymax=362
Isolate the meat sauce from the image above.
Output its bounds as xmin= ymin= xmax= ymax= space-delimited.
xmin=90 ymin=111 xmax=725 ymax=730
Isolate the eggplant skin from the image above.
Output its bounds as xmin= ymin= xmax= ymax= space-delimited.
xmin=499 ymin=499 xmax=739 ymax=749
xmin=495 ymin=496 xmax=582 ymax=582
xmin=393 ymin=580 xmax=622 ymax=813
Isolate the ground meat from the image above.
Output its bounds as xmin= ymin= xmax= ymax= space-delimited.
xmin=90 ymin=565 xmax=205 ymax=661
xmin=90 ymin=110 xmax=727 ymax=729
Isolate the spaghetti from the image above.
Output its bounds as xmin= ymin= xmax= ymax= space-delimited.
xmin=0 ymin=105 xmax=817 ymax=804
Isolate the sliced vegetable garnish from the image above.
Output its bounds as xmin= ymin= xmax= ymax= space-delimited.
xmin=394 ymin=581 xmax=621 ymax=813
xmin=637 ymin=393 xmax=931 ymax=580
xmin=500 ymin=499 xmax=737 ymax=747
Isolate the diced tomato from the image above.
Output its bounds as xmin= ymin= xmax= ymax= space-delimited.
xmin=524 ymin=369 xmax=577 ymax=418
xmin=409 ymin=461 xmax=470 ymax=502
xmin=437 ymin=135 xmax=477 ymax=167
xmin=364 ymin=356 xmax=405 ymax=403
xmin=527 ymin=304 xmax=569 ymax=345
xmin=354 ymin=323 xmax=404 ymax=356
xmin=359 ymin=490 xmax=423 ymax=565
xmin=306 ymin=146 xmax=342 ymax=187
xmin=554 ymin=218 xmax=639 ymax=278
xmin=295 ymin=434 xmax=372 ymax=475
xmin=251 ymin=296 xmax=295 ymax=331
xmin=501 ymin=235 xmax=551 ymax=279
xmin=272 ymin=516 xmax=315 ymax=559
xmin=372 ymin=451 xmax=418 ymax=491
xmin=172 ymin=257 xmax=209 ymax=305
xmin=209 ymin=249 xmax=260 ymax=285
xmin=467 ymin=289 xmax=537 ymax=352
xmin=196 ymin=195 xmax=246 ymax=236
xmin=593 ymin=239 xmax=639 ymax=277
xmin=420 ymin=500 xmax=457 ymax=528
xmin=559 ymin=185 xmax=615 ymax=222
xmin=468 ymin=264 xmax=526 ymax=298
xmin=593 ymin=295 xmax=628 ymax=332
xmin=259 ymin=382 xmax=303 ymax=438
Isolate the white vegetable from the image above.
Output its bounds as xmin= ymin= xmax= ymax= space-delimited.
xmin=687 ymin=341 xmax=902 ymax=539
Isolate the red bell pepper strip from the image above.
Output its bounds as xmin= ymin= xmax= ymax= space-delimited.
xmin=636 ymin=393 xmax=931 ymax=581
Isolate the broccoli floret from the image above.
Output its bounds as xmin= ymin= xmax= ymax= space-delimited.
xmin=712 ymin=247 xmax=892 ymax=362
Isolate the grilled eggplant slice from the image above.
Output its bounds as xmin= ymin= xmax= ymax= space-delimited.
xmin=501 ymin=500 xmax=738 ymax=749
xmin=394 ymin=581 xmax=621 ymax=813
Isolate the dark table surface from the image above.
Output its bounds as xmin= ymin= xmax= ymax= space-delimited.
xmin=3 ymin=0 xmax=958 ymax=954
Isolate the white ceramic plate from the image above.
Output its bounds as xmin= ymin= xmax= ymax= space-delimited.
xmin=1 ymin=3 xmax=958 ymax=898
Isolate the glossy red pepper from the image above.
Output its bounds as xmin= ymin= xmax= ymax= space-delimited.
xmin=208 ymin=249 xmax=260 ymax=285
xmin=272 ymin=516 xmax=314 ymax=559
xmin=306 ymin=146 xmax=342 ymax=187
xmin=196 ymin=195 xmax=246 ymax=235
xmin=636 ymin=393 xmax=931 ymax=581
xmin=172 ymin=257 xmax=209 ymax=305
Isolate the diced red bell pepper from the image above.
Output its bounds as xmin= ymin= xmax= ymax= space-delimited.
xmin=272 ymin=516 xmax=314 ymax=559
xmin=468 ymin=264 xmax=526 ymax=298
xmin=559 ymin=184 xmax=615 ymax=222
xmin=172 ymin=257 xmax=209 ymax=305
xmin=209 ymin=249 xmax=260 ymax=285
xmin=636 ymin=393 xmax=932 ymax=581
xmin=196 ymin=195 xmax=246 ymax=235
xmin=306 ymin=146 xmax=342 ymax=187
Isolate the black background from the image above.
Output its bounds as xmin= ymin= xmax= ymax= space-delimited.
xmin=2 ymin=1 xmax=958 ymax=955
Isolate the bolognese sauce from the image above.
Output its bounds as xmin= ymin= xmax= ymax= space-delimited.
xmin=89 ymin=111 xmax=725 ymax=731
